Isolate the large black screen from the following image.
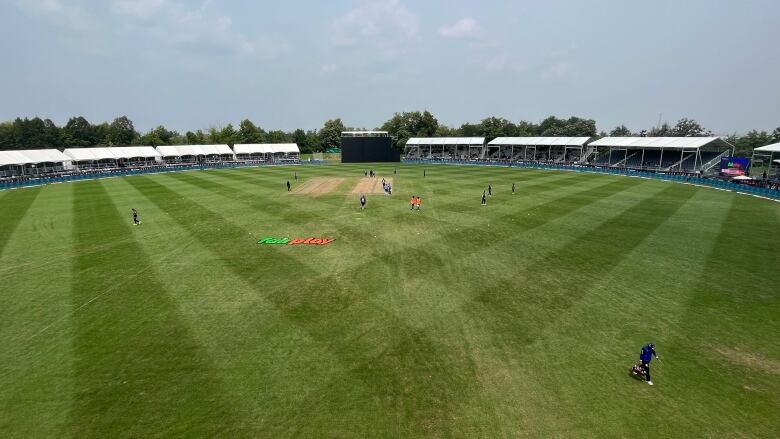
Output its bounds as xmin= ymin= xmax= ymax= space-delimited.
xmin=341 ymin=137 xmax=400 ymax=163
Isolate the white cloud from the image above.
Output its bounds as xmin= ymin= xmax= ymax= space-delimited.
xmin=17 ymin=0 xmax=100 ymax=33
xmin=438 ymin=18 xmax=480 ymax=39
xmin=111 ymin=0 xmax=288 ymax=60
xmin=321 ymin=63 xmax=338 ymax=74
xmin=330 ymin=0 xmax=419 ymax=57
xmin=485 ymin=54 xmax=508 ymax=72
xmin=111 ymin=0 xmax=166 ymax=19
xmin=20 ymin=0 xmax=62 ymax=13
xmin=541 ymin=61 xmax=574 ymax=80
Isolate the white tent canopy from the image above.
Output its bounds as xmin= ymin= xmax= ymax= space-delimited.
xmin=754 ymin=142 xmax=780 ymax=153
xmin=233 ymin=144 xmax=273 ymax=154
xmin=488 ymin=137 xmax=591 ymax=146
xmin=63 ymin=146 xmax=161 ymax=161
xmin=406 ymin=137 xmax=485 ymax=146
xmin=0 ymin=149 xmax=71 ymax=166
xmin=156 ymin=144 xmax=234 ymax=157
xmin=589 ymin=136 xmax=732 ymax=150
xmin=233 ymin=143 xmax=299 ymax=154
xmin=270 ymin=144 xmax=300 ymax=153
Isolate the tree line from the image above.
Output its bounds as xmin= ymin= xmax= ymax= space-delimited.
xmin=1 ymin=112 xmax=778 ymax=156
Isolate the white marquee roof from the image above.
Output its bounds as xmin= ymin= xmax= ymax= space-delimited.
xmin=156 ymin=144 xmax=234 ymax=157
xmin=589 ymin=137 xmax=732 ymax=150
xmin=488 ymin=137 xmax=591 ymax=147
xmin=406 ymin=137 xmax=485 ymax=146
xmin=754 ymin=142 xmax=780 ymax=153
xmin=64 ymin=146 xmax=161 ymax=161
xmin=0 ymin=149 xmax=71 ymax=166
xmin=233 ymin=144 xmax=300 ymax=154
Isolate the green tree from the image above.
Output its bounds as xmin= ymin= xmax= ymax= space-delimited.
xmin=538 ymin=116 xmax=566 ymax=135
xmin=107 ymin=116 xmax=136 ymax=145
xmin=94 ymin=122 xmax=111 ymax=145
xmin=237 ymin=119 xmax=264 ymax=144
xmin=515 ymin=121 xmax=539 ymax=136
xmin=731 ymin=130 xmax=772 ymax=155
xmin=265 ymin=130 xmax=289 ymax=143
xmin=42 ymin=119 xmax=62 ymax=148
xmin=319 ymin=118 xmax=345 ymax=151
xmin=771 ymin=127 xmax=780 ymax=143
xmin=61 ymin=116 xmax=97 ymax=147
xmin=304 ymin=130 xmax=321 ymax=153
xmin=0 ymin=121 xmax=15 ymax=150
xmin=219 ymin=124 xmax=237 ymax=145
xmin=185 ymin=130 xmax=207 ymax=144
xmin=139 ymin=125 xmax=178 ymax=146
xmin=381 ymin=111 xmax=439 ymax=148
xmin=649 ymin=122 xmax=672 ymax=136
xmin=609 ymin=125 xmax=633 ymax=136
xmin=477 ymin=117 xmax=517 ymax=142
xmin=669 ymin=118 xmax=711 ymax=137
xmin=435 ymin=125 xmax=459 ymax=137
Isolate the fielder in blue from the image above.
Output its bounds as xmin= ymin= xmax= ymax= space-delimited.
xmin=640 ymin=343 xmax=660 ymax=385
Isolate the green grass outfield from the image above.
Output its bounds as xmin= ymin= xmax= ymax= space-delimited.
xmin=0 ymin=164 xmax=778 ymax=437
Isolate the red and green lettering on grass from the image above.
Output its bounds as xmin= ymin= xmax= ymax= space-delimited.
xmin=258 ymin=237 xmax=335 ymax=245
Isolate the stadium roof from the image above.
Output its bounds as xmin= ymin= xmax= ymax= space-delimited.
xmin=754 ymin=142 xmax=780 ymax=153
xmin=406 ymin=137 xmax=485 ymax=146
xmin=588 ymin=137 xmax=732 ymax=150
xmin=233 ymin=144 xmax=300 ymax=154
xmin=0 ymin=149 xmax=71 ymax=166
xmin=488 ymin=137 xmax=591 ymax=146
xmin=156 ymin=144 xmax=234 ymax=157
xmin=63 ymin=146 xmax=161 ymax=161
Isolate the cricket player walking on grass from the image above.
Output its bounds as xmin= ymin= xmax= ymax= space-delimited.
xmin=640 ymin=343 xmax=660 ymax=385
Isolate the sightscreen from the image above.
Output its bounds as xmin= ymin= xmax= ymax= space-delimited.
xmin=341 ymin=136 xmax=400 ymax=163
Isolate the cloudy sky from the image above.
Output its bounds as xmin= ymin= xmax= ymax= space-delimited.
xmin=1 ymin=0 xmax=778 ymax=134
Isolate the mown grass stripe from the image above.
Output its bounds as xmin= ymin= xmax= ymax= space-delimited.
xmin=69 ymin=180 xmax=241 ymax=437
xmin=469 ymin=184 xmax=697 ymax=350
xmin=0 ymin=186 xmax=42 ymax=255
xmin=128 ymin=174 xmax=485 ymax=437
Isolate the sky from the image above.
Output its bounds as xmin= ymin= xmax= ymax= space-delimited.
xmin=1 ymin=0 xmax=779 ymax=135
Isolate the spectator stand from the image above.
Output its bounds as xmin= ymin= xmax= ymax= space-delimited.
xmin=0 ymin=149 xmax=72 ymax=178
xmin=156 ymin=144 xmax=235 ymax=165
xmin=751 ymin=142 xmax=780 ymax=180
xmin=487 ymin=137 xmax=592 ymax=163
xmin=233 ymin=144 xmax=300 ymax=163
xmin=64 ymin=146 xmax=161 ymax=170
xmin=587 ymin=137 xmax=733 ymax=174
xmin=404 ymin=137 xmax=485 ymax=161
